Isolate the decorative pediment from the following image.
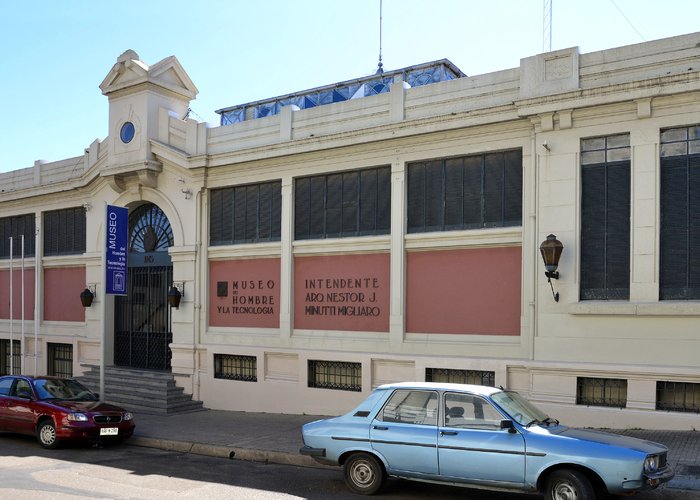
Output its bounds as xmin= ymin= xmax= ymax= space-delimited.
xmin=100 ymin=50 xmax=198 ymax=100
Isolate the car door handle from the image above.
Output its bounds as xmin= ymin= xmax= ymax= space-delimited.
xmin=373 ymin=425 xmax=389 ymax=431
xmin=440 ymin=430 xmax=458 ymax=436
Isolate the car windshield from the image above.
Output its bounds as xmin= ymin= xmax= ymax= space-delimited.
xmin=33 ymin=379 xmax=98 ymax=401
xmin=491 ymin=390 xmax=550 ymax=426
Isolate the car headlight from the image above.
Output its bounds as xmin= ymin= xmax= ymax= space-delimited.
xmin=67 ymin=413 xmax=89 ymax=422
xmin=123 ymin=412 xmax=134 ymax=421
xmin=644 ymin=454 xmax=660 ymax=473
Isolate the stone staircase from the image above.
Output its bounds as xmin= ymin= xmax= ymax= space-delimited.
xmin=78 ymin=365 xmax=205 ymax=415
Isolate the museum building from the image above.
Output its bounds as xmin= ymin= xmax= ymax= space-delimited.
xmin=1 ymin=32 xmax=700 ymax=429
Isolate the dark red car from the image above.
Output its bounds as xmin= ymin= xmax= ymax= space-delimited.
xmin=0 ymin=375 xmax=135 ymax=449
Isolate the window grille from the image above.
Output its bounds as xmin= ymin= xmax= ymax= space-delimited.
xmin=43 ymin=207 xmax=86 ymax=256
xmin=407 ymin=150 xmax=522 ymax=233
xmin=0 ymin=340 xmax=21 ymax=375
xmin=576 ymin=377 xmax=627 ymax=408
xmin=308 ymin=360 xmax=361 ymax=392
xmin=295 ymin=166 xmax=390 ymax=240
xmin=214 ymin=354 xmax=257 ymax=382
xmin=0 ymin=214 xmax=35 ymax=258
xmin=659 ymin=125 xmax=700 ymax=300
xmin=580 ymin=134 xmax=631 ymax=300
xmin=425 ymin=368 xmax=495 ymax=387
xmin=47 ymin=343 xmax=73 ymax=378
xmin=656 ymin=381 xmax=700 ymax=413
xmin=210 ymin=181 xmax=282 ymax=246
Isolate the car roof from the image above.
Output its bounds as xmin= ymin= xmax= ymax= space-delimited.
xmin=375 ymin=381 xmax=504 ymax=397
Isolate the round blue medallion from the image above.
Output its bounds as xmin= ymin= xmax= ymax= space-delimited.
xmin=120 ymin=122 xmax=135 ymax=143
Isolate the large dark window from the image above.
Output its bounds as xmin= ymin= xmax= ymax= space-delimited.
xmin=660 ymin=125 xmax=700 ymax=300
xmin=210 ymin=181 xmax=281 ymax=245
xmin=580 ymin=134 xmax=630 ymax=300
xmin=0 ymin=214 xmax=35 ymax=258
xmin=576 ymin=377 xmax=627 ymax=408
xmin=43 ymin=207 xmax=86 ymax=256
xmin=295 ymin=166 xmax=390 ymax=240
xmin=407 ymin=150 xmax=522 ymax=233
xmin=656 ymin=381 xmax=700 ymax=413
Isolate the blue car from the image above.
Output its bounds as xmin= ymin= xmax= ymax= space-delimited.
xmin=300 ymin=382 xmax=673 ymax=498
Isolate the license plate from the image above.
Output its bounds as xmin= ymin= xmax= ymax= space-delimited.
xmin=100 ymin=427 xmax=119 ymax=436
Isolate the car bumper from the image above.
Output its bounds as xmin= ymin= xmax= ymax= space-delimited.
xmin=300 ymin=445 xmax=337 ymax=465
xmin=58 ymin=423 xmax=135 ymax=442
xmin=644 ymin=466 xmax=675 ymax=488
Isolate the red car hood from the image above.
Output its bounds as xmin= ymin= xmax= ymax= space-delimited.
xmin=45 ymin=400 xmax=128 ymax=413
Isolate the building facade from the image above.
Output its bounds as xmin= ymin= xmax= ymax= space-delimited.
xmin=1 ymin=34 xmax=700 ymax=429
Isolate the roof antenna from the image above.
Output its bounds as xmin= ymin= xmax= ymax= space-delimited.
xmin=376 ymin=0 xmax=384 ymax=75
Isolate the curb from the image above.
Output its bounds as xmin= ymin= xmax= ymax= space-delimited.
xmin=129 ymin=436 xmax=327 ymax=469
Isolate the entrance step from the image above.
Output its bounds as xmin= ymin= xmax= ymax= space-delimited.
xmin=77 ymin=365 xmax=205 ymax=415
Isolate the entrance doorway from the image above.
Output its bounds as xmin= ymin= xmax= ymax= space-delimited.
xmin=114 ymin=203 xmax=174 ymax=370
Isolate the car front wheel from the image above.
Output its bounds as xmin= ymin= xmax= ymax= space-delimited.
xmin=37 ymin=420 xmax=59 ymax=449
xmin=545 ymin=469 xmax=595 ymax=500
xmin=343 ymin=452 xmax=385 ymax=495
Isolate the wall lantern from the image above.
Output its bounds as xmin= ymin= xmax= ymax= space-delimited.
xmin=167 ymin=285 xmax=182 ymax=309
xmin=539 ymin=234 xmax=563 ymax=302
xmin=80 ymin=288 xmax=95 ymax=308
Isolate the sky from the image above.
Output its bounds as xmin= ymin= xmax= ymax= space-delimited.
xmin=1 ymin=0 xmax=699 ymax=173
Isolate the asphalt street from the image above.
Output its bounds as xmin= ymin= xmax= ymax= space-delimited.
xmin=0 ymin=433 xmax=697 ymax=500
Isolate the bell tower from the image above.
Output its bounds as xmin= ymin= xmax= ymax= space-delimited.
xmin=98 ymin=50 xmax=198 ymax=191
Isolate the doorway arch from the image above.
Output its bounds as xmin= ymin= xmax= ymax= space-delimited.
xmin=114 ymin=203 xmax=174 ymax=370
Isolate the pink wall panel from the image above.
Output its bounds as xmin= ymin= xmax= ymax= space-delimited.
xmin=209 ymin=259 xmax=281 ymax=328
xmin=406 ymin=247 xmax=522 ymax=335
xmin=43 ymin=267 xmax=86 ymax=322
xmin=0 ymin=269 xmax=36 ymax=320
xmin=294 ymin=253 xmax=390 ymax=332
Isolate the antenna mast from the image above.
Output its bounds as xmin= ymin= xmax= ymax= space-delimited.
xmin=543 ymin=0 xmax=552 ymax=52
xmin=376 ymin=0 xmax=384 ymax=74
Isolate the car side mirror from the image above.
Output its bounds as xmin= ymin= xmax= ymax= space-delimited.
xmin=500 ymin=419 xmax=517 ymax=433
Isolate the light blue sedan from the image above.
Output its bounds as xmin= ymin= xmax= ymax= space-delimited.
xmin=300 ymin=382 xmax=673 ymax=498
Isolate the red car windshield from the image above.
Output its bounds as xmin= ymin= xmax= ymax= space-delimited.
xmin=33 ymin=379 xmax=98 ymax=401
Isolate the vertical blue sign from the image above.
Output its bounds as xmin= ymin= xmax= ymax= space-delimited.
xmin=106 ymin=205 xmax=128 ymax=295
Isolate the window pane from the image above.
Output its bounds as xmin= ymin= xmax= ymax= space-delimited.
xmin=661 ymin=127 xmax=687 ymax=143
xmin=581 ymin=150 xmax=606 ymax=165
xmin=581 ymin=137 xmax=606 ymax=151
xmin=606 ymin=134 xmax=630 ymax=148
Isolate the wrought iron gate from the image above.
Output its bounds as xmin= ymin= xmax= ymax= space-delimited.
xmin=114 ymin=265 xmax=173 ymax=370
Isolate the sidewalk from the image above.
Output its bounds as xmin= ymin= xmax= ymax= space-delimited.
xmin=129 ymin=409 xmax=700 ymax=491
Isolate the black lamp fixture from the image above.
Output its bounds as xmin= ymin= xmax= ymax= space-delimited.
xmin=539 ymin=234 xmax=563 ymax=302
xmin=167 ymin=285 xmax=182 ymax=309
xmin=80 ymin=288 xmax=94 ymax=308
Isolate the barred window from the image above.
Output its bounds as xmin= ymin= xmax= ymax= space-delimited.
xmin=580 ymin=134 xmax=631 ymax=300
xmin=47 ymin=343 xmax=73 ymax=378
xmin=308 ymin=360 xmax=361 ymax=392
xmin=295 ymin=166 xmax=390 ymax=240
xmin=214 ymin=354 xmax=257 ymax=382
xmin=407 ymin=150 xmax=522 ymax=233
xmin=210 ymin=181 xmax=281 ymax=245
xmin=576 ymin=377 xmax=627 ymax=408
xmin=0 ymin=214 xmax=35 ymax=258
xmin=44 ymin=207 xmax=86 ymax=256
xmin=425 ymin=368 xmax=495 ymax=387
xmin=656 ymin=381 xmax=700 ymax=413
xmin=660 ymin=125 xmax=700 ymax=300
xmin=0 ymin=340 xmax=21 ymax=375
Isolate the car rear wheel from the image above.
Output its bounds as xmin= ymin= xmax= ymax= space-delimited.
xmin=37 ymin=420 xmax=59 ymax=449
xmin=343 ymin=452 xmax=385 ymax=495
xmin=545 ymin=469 xmax=595 ymax=500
